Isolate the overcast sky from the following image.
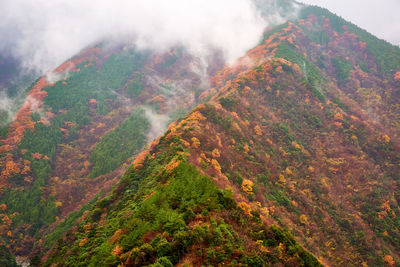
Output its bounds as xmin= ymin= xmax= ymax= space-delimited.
xmin=299 ymin=0 xmax=400 ymax=46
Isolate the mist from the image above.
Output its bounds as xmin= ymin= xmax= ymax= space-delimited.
xmin=0 ymin=0 xmax=272 ymax=74
xmin=144 ymin=107 xmax=170 ymax=142
xmin=0 ymin=92 xmax=14 ymax=124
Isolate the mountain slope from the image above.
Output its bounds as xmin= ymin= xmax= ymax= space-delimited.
xmin=42 ymin=138 xmax=321 ymax=266
xmin=40 ymin=5 xmax=400 ymax=267
xmin=0 ymin=44 xmax=220 ymax=258
xmin=1 ymin=2 xmax=400 ymax=267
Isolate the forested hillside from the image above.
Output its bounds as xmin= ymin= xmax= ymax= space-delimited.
xmin=39 ymin=4 xmax=400 ymax=267
xmin=42 ymin=138 xmax=321 ymax=266
xmin=0 ymin=44 xmax=219 ymax=259
xmin=1 ymin=2 xmax=400 ymax=266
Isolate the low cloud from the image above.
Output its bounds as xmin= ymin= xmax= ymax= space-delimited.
xmin=143 ymin=107 xmax=170 ymax=142
xmin=0 ymin=92 xmax=14 ymax=126
xmin=45 ymin=70 xmax=70 ymax=84
xmin=0 ymin=0 xmax=301 ymax=127
xmin=2 ymin=0 xmax=398 ymax=77
xmin=0 ymin=0 xmax=274 ymax=74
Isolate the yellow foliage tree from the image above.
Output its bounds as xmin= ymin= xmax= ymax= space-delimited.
xmin=254 ymin=125 xmax=262 ymax=136
xmin=241 ymin=179 xmax=254 ymax=194
xmin=382 ymin=134 xmax=391 ymax=143
xmin=211 ymin=148 xmax=220 ymax=158
xmin=279 ymin=174 xmax=286 ymax=184
xmin=291 ymin=141 xmax=301 ymax=150
xmin=238 ymin=202 xmax=252 ymax=216
xmin=299 ymin=214 xmax=308 ymax=225
xmin=285 ymin=167 xmax=293 ymax=176
xmin=211 ymin=159 xmax=222 ymax=174
xmin=200 ymin=153 xmax=210 ymax=163
xmin=260 ymin=207 xmax=269 ymax=217
xmin=191 ymin=137 xmax=200 ymax=148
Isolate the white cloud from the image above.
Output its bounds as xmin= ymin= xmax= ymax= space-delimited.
xmin=0 ymin=0 xmax=268 ymax=73
xmin=1 ymin=0 xmax=398 ymax=75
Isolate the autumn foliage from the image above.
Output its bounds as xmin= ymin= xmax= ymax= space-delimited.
xmin=1 ymin=5 xmax=400 ymax=266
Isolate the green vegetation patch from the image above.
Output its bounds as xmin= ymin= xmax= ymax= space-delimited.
xmin=20 ymin=122 xmax=63 ymax=159
xmin=300 ymin=25 xmax=330 ymax=46
xmin=332 ymin=56 xmax=352 ymax=84
xmin=219 ymin=96 xmax=237 ymax=111
xmin=275 ymin=43 xmax=326 ymax=101
xmin=0 ymin=245 xmax=17 ymax=267
xmin=127 ymin=73 xmax=144 ymax=98
xmin=0 ymin=125 xmax=8 ymax=139
xmin=89 ymin=108 xmax=150 ymax=177
xmin=44 ymin=49 xmax=147 ymax=113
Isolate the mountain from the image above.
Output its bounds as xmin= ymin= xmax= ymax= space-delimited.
xmin=0 ymin=43 xmax=224 ymax=259
xmin=1 ymin=2 xmax=400 ymax=266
